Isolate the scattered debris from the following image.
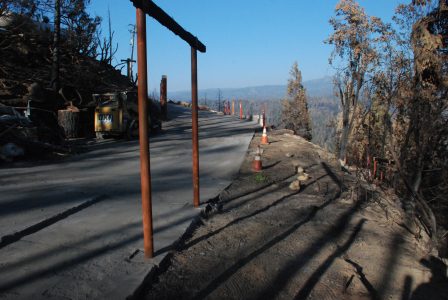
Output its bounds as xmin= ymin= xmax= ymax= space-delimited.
xmin=297 ymin=167 xmax=310 ymax=182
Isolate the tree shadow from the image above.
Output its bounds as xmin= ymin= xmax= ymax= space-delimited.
xmin=321 ymin=161 xmax=346 ymax=191
xmin=0 ymin=225 xmax=143 ymax=293
xmin=191 ymin=188 xmax=347 ymax=300
xmin=294 ymin=219 xmax=366 ymax=299
xmin=182 ymin=184 xmax=303 ymax=251
xmin=376 ymin=231 xmax=406 ymax=298
xmin=262 ymin=160 xmax=281 ymax=170
xmin=0 ymin=195 xmax=107 ymax=249
xmin=252 ymin=196 xmax=365 ymax=300
xmin=344 ymin=257 xmax=379 ymax=300
xmin=191 ymin=206 xmax=320 ymax=300
xmin=407 ymin=256 xmax=448 ymax=300
xmin=219 ymin=162 xmax=321 ymax=210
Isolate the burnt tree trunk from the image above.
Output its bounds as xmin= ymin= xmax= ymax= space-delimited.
xmin=51 ymin=0 xmax=61 ymax=92
xmin=58 ymin=109 xmax=79 ymax=138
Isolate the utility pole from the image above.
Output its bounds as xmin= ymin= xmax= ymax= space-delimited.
xmin=121 ymin=24 xmax=137 ymax=82
xmin=129 ymin=24 xmax=136 ymax=81
xmin=121 ymin=58 xmax=136 ymax=81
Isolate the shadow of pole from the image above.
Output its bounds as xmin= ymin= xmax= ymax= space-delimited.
xmin=294 ymin=219 xmax=366 ymax=300
xmin=183 ymin=185 xmax=303 ymax=250
xmin=191 ymin=205 xmax=321 ymax=300
xmin=376 ymin=227 xmax=406 ymax=298
xmin=191 ymin=189 xmax=346 ymax=300
xmin=253 ymin=196 xmax=365 ymax=300
xmin=0 ymin=232 xmax=142 ymax=293
xmin=0 ymin=195 xmax=107 ymax=249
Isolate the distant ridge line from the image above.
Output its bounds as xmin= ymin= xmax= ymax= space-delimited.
xmin=168 ymin=76 xmax=334 ymax=101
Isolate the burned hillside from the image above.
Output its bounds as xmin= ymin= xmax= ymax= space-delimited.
xmin=0 ymin=12 xmax=140 ymax=161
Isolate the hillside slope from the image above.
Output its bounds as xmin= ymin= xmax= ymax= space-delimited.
xmin=144 ymin=130 xmax=447 ymax=300
xmin=0 ymin=27 xmax=132 ymax=107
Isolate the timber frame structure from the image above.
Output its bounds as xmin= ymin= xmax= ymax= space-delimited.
xmin=130 ymin=0 xmax=206 ymax=258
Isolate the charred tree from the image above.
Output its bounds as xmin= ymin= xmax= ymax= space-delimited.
xmin=50 ymin=0 xmax=61 ymax=92
xmin=58 ymin=106 xmax=80 ymax=138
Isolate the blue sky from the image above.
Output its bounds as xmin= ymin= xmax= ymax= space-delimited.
xmin=88 ymin=0 xmax=406 ymax=92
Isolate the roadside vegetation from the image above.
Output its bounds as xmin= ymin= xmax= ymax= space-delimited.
xmin=204 ymin=0 xmax=447 ymax=257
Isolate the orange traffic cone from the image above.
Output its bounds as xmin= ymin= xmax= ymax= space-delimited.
xmin=261 ymin=126 xmax=269 ymax=145
xmin=252 ymin=146 xmax=262 ymax=172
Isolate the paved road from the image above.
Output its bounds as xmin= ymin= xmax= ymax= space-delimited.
xmin=0 ymin=104 xmax=256 ymax=299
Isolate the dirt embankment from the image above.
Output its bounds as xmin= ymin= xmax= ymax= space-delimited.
xmin=143 ymin=130 xmax=447 ymax=300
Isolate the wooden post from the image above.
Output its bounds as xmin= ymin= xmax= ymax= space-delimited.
xmin=262 ymin=110 xmax=266 ymax=127
xmin=136 ymin=8 xmax=153 ymax=258
xmin=160 ymin=75 xmax=167 ymax=120
xmin=191 ymin=47 xmax=200 ymax=207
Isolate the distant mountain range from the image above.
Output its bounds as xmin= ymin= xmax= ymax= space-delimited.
xmin=167 ymin=76 xmax=335 ymax=101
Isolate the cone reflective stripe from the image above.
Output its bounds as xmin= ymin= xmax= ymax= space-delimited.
xmin=261 ymin=126 xmax=269 ymax=145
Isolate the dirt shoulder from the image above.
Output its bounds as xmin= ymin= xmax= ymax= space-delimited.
xmin=143 ymin=130 xmax=447 ymax=300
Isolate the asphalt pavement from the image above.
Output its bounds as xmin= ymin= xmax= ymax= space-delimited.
xmin=0 ymin=104 xmax=256 ymax=299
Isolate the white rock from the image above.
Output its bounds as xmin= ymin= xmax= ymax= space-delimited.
xmin=289 ymin=180 xmax=301 ymax=191
xmin=297 ymin=173 xmax=310 ymax=181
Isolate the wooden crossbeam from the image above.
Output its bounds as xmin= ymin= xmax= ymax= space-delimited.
xmin=130 ymin=0 xmax=206 ymax=53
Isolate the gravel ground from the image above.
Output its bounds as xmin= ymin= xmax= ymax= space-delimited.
xmin=143 ymin=130 xmax=447 ymax=300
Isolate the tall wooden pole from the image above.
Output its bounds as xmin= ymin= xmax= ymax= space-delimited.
xmin=160 ymin=75 xmax=168 ymax=120
xmin=136 ymin=8 xmax=153 ymax=258
xmin=191 ymin=47 xmax=200 ymax=207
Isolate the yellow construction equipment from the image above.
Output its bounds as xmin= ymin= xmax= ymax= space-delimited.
xmin=93 ymin=90 xmax=160 ymax=139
